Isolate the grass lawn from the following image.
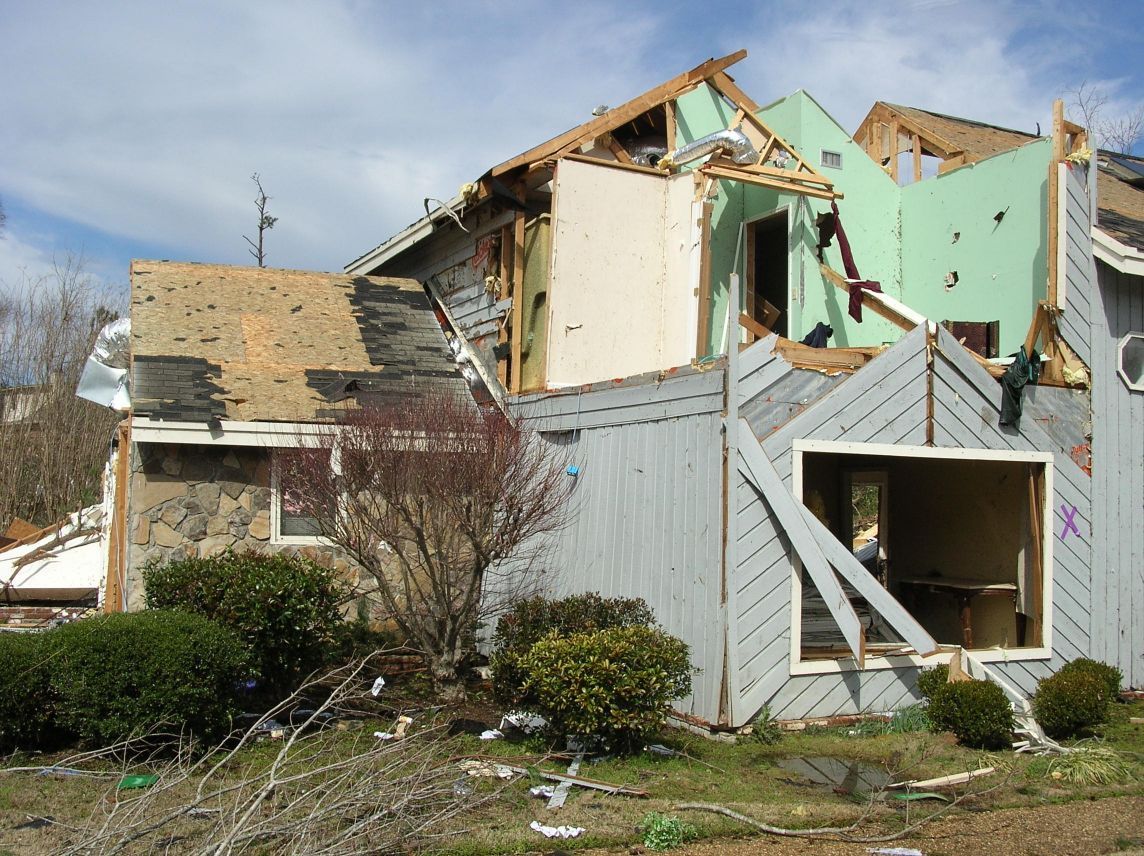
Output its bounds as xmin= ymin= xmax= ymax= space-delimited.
xmin=2 ymin=693 xmax=1142 ymax=855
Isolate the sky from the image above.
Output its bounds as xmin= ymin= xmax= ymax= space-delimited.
xmin=1 ymin=0 xmax=1141 ymax=298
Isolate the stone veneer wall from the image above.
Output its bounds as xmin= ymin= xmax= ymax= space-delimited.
xmin=126 ymin=442 xmax=357 ymax=609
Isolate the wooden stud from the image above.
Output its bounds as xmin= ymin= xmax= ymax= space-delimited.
xmin=889 ymin=121 xmax=900 ymax=183
xmin=1026 ymin=465 xmax=1045 ymax=645
xmin=695 ymin=202 xmax=714 ymax=359
xmin=496 ymin=224 xmax=512 ymax=387
xmin=664 ymin=99 xmax=677 ymax=162
xmin=738 ymin=312 xmax=769 ymax=340
xmin=1047 ymin=99 xmax=1065 ymax=306
xmin=819 ymin=263 xmax=916 ymax=332
xmin=604 ymin=135 xmax=634 ymax=165
xmin=560 ymin=152 xmax=663 ymax=177
xmin=912 ymin=132 xmax=922 ymax=183
xmin=701 ymin=166 xmax=839 ymax=200
xmin=509 ymin=211 xmax=526 ymax=393
xmin=104 ymin=419 xmax=131 ymax=613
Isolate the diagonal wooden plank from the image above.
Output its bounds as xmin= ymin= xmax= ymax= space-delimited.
xmin=794 ymin=502 xmax=939 ymax=656
xmin=736 ymin=418 xmax=865 ymax=664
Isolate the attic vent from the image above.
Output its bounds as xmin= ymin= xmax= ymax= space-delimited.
xmin=820 ymin=149 xmax=843 ymax=169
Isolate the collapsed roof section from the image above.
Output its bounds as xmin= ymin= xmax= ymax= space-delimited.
xmin=348 ymin=50 xmax=840 ymax=276
xmin=130 ymin=261 xmax=468 ymax=424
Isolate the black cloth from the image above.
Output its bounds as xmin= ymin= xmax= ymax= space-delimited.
xmin=1000 ymin=346 xmax=1040 ymax=426
xmin=800 ymin=322 xmax=834 ymax=349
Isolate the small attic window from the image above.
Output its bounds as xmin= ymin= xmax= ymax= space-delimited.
xmin=1119 ymin=332 xmax=1144 ymax=392
xmin=820 ymin=149 xmax=843 ymax=169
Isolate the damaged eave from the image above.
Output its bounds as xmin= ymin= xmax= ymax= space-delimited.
xmin=1092 ymin=225 xmax=1144 ymax=276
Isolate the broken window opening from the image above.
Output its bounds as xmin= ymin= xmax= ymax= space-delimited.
xmin=795 ymin=446 xmax=1051 ymax=662
xmin=271 ymin=449 xmax=328 ymax=544
xmin=746 ymin=209 xmax=789 ymax=339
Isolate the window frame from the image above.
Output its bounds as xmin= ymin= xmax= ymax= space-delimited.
xmin=788 ymin=439 xmax=1055 ymax=676
xmin=1117 ymin=331 xmax=1144 ymax=392
xmin=269 ymin=448 xmax=327 ymax=545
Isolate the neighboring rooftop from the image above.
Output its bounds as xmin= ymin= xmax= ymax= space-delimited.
xmin=130 ymin=261 xmax=466 ymax=423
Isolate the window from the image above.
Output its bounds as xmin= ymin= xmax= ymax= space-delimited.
xmin=270 ymin=449 xmax=326 ymax=544
xmin=791 ymin=440 xmax=1054 ymax=674
xmin=1118 ymin=332 xmax=1144 ymax=391
xmin=820 ymin=149 xmax=843 ymax=169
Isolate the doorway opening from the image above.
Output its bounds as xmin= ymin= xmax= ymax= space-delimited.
xmin=747 ymin=210 xmax=789 ymax=338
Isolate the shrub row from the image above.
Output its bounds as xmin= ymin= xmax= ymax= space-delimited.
xmin=0 ymin=611 xmax=249 ymax=751
xmin=917 ymin=657 xmax=1122 ymax=748
xmin=491 ymin=593 xmax=692 ymax=749
xmin=142 ymin=551 xmax=344 ymax=695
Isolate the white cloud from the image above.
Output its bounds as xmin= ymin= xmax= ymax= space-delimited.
xmin=0 ymin=0 xmax=1137 ymax=283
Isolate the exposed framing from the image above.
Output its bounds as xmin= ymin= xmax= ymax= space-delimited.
xmin=788 ymin=439 xmax=1055 ymax=675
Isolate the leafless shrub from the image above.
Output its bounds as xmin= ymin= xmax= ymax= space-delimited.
xmin=20 ymin=654 xmax=496 ymax=855
xmin=286 ymin=392 xmax=572 ymax=699
xmin=0 ymin=256 xmax=122 ymax=531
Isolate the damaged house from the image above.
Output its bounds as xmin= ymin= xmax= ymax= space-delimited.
xmin=344 ymin=50 xmax=1144 ymax=727
xmin=109 ymin=262 xmax=469 ymax=610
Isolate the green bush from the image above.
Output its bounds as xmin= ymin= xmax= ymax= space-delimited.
xmin=518 ymin=625 xmax=692 ymax=750
xmin=1033 ymin=669 xmax=1111 ymax=739
xmin=639 ymin=812 xmax=697 ymax=851
xmin=143 ymin=551 xmax=344 ymax=693
xmin=1057 ymin=658 xmax=1122 ymax=701
xmin=927 ymin=679 xmax=1014 ymax=749
xmin=915 ymin=664 xmax=949 ymax=701
xmin=49 ymin=610 xmax=249 ymax=745
xmin=490 ymin=592 xmax=656 ymax=707
xmin=0 ymin=632 xmax=58 ymax=750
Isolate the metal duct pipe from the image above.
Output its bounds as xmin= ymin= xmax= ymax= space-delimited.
xmin=659 ymin=128 xmax=759 ymax=170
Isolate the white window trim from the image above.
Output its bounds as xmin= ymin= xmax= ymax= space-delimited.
xmin=1117 ymin=331 xmax=1144 ymax=392
xmin=270 ymin=449 xmax=326 ymax=546
xmin=820 ymin=148 xmax=843 ymax=169
xmin=788 ymin=439 xmax=1055 ymax=676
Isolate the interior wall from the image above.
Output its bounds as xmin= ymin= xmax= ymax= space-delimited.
xmin=546 ymin=159 xmax=696 ymax=386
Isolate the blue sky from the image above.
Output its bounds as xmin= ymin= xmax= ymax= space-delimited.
xmin=1 ymin=0 xmax=1141 ymax=297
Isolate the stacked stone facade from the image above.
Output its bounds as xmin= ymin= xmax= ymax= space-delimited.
xmin=126 ymin=443 xmax=354 ymax=608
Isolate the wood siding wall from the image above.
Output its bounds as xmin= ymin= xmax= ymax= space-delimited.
xmin=1059 ymin=164 xmax=1094 ymax=365
xmin=1090 ymin=261 xmax=1144 ymax=687
xmin=729 ymin=325 xmax=1093 ymax=724
xmin=510 ymin=369 xmax=727 ymax=722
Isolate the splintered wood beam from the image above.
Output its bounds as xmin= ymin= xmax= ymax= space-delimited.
xmin=707 ymin=157 xmax=835 ymax=188
xmin=773 ymin=339 xmax=882 ymax=372
xmin=491 ymin=51 xmax=746 ymax=177
xmin=605 ymin=135 xmax=634 ymax=164
xmin=702 ymin=166 xmax=839 ymax=200
xmin=739 ymin=312 xmax=770 ymax=340
xmin=818 ymin=263 xmax=917 ymax=331
xmin=707 ymin=70 xmax=761 ymax=113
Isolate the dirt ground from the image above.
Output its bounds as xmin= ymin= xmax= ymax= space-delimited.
xmin=580 ymin=796 xmax=1144 ymax=856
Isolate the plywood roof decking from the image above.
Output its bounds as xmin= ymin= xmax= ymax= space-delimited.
xmin=861 ymin=103 xmax=1144 ymax=251
xmin=130 ymin=261 xmax=466 ymax=423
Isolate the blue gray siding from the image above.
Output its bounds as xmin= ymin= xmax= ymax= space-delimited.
xmin=510 ymin=369 xmax=727 ymax=722
xmin=1059 ymin=163 xmax=1095 ymax=365
xmin=728 ymin=325 xmax=1093 ymax=724
xmin=1090 ymin=260 xmax=1144 ymax=688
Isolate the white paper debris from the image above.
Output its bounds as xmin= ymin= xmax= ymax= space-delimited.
xmin=867 ymin=849 xmax=924 ymax=856
xmin=500 ymin=711 xmax=547 ymax=734
xmin=530 ymin=820 xmax=584 ymax=839
xmin=373 ymin=731 xmax=393 ymax=740
xmin=529 ymin=785 xmax=556 ymax=798
xmin=370 ymin=677 xmax=386 ymax=696
xmin=479 ymin=729 xmax=503 ymax=740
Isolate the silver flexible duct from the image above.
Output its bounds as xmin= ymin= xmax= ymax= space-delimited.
xmin=659 ymin=128 xmax=759 ymax=170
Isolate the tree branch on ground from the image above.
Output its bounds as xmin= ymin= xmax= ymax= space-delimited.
xmin=286 ymin=391 xmax=571 ymax=699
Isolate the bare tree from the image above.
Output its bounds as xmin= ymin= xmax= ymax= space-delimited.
xmin=242 ymin=172 xmax=278 ymax=267
xmin=287 ymin=392 xmax=571 ymax=699
xmin=0 ymin=256 xmax=122 ymax=530
xmin=1065 ymin=81 xmax=1144 ymax=155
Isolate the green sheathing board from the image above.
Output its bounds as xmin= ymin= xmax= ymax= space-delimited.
xmin=676 ymin=83 xmax=743 ymax=358
xmin=751 ymin=91 xmax=903 ymax=347
xmin=900 ymin=140 xmax=1050 ymax=356
xmin=673 ymin=87 xmax=1049 ymax=356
